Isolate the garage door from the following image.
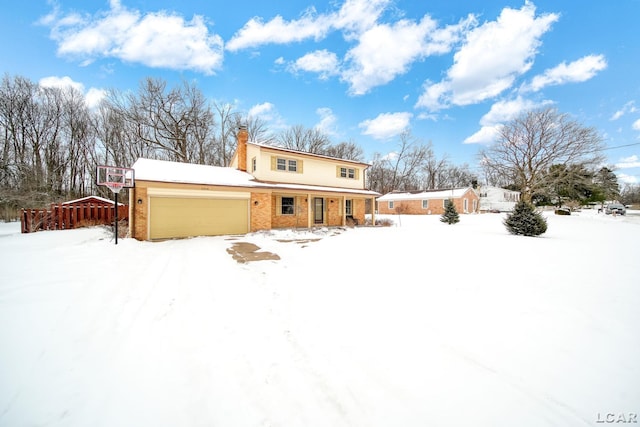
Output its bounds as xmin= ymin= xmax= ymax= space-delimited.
xmin=149 ymin=197 xmax=249 ymax=239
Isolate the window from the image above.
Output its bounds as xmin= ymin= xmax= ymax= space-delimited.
xmin=473 ymin=199 xmax=478 ymax=212
xmin=443 ymin=200 xmax=447 ymax=209
xmin=252 ymin=157 xmax=257 ymax=172
xmin=345 ymin=199 xmax=353 ymax=216
xmin=281 ymin=197 xmax=295 ymax=215
xmin=275 ymin=157 xmax=298 ymax=172
xmin=340 ymin=167 xmax=356 ymax=179
xmin=464 ymin=198 xmax=468 ymax=212
xmin=389 ymin=201 xmax=394 ymax=209
xmin=422 ymin=200 xmax=428 ymax=209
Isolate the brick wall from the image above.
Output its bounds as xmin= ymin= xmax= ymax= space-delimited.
xmin=378 ymin=195 xmax=479 ymax=216
xmin=250 ymin=192 xmax=272 ymax=231
xmin=131 ymin=186 xmax=148 ymax=239
xmin=271 ymin=195 xmax=309 ymax=229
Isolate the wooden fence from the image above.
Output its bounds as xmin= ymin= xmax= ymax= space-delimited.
xmin=21 ymin=203 xmax=129 ymax=234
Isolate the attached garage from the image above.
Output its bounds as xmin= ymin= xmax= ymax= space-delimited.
xmin=147 ymin=188 xmax=249 ymax=240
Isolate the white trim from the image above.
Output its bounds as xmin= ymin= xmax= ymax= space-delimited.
xmin=147 ymin=187 xmax=250 ymax=199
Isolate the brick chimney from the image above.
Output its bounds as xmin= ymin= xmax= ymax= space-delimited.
xmin=237 ymin=125 xmax=248 ymax=172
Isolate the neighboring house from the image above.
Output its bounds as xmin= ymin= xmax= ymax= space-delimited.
xmin=377 ymin=187 xmax=480 ymax=215
xmin=129 ymin=126 xmax=380 ymax=240
xmin=477 ymin=186 xmax=520 ymax=212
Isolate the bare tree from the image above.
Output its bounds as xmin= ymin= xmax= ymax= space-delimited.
xmin=479 ymin=107 xmax=604 ymax=201
xmin=325 ymin=140 xmax=364 ymax=162
xmin=106 ymin=77 xmax=214 ymax=163
xmin=422 ymin=147 xmax=449 ymax=190
xmin=367 ymin=131 xmax=431 ymax=194
xmin=277 ymin=125 xmax=331 ymax=154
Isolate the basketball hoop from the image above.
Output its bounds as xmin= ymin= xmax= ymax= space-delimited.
xmin=105 ymin=182 xmax=125 ymax=194
xmin=96 ymin=165 xmax=135 ymax=245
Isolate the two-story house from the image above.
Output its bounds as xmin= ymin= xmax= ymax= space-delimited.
xmin=128 ymin=126 xmax=379 ymax=240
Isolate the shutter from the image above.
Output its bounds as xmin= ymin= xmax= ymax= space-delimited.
xmin=355 ymin=168 xmax=360 ymax=179
xmin=298 ymin=159 xmax=303 ymax=174
xmin=336 ymin=166 xmax=341 ymax=177
xmin=271 ymin=156 xmax=276 ymax=171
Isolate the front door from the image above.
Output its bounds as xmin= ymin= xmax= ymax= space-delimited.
xmin=313 ymin=197 xmax=324 ymax=224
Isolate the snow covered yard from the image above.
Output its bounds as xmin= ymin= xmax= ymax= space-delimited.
xmin=1 ymin=210 xmax=639 ymax=427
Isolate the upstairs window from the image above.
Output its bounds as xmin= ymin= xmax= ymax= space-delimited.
xmin=339 ymin=167 xmax=357 ymax=179
xmin=273 ymin=156 xmax=302 ymax=173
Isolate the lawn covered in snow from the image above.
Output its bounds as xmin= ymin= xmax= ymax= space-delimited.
xmin=1 ymin=210 xmax=639 ymax=426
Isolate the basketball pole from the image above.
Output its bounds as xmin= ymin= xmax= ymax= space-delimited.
xmin=115 ymin=191 xmax=118 ymax=245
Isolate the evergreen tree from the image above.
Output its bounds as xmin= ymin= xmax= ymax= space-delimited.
xmin=440 ymin=199 xmax=460 ymax=225
xmin=504 ymin=200 xmax=547 ymax=236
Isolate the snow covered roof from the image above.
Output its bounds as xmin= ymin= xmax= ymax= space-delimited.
xmin=377 ymin=188 xmax=475 ymax=201
xmin=133 ymin=158 xmax=258 ymax=187
xmin=62 ymin=196 xmax=123 ymax=206
xmin=132 ymin=158 xmax=380 ymax=197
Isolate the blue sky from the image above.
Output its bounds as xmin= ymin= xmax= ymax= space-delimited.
xmin=2 ymin=0 xmax=640 ymax=184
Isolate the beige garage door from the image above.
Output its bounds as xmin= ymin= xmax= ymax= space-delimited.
xmin=150 ymin=197 xmax=249 ymax=239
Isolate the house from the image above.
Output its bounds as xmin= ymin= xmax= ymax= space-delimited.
xmin=128 ymin=126 xmax=380 ymax=240
xmin=376 ymin=187 xmax=480 ymax=215
xmin=477 ymin=186 xmax=520 ymax=212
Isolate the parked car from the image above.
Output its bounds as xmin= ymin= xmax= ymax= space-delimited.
xmin=605 ymin=203 xmax=626 ymax=215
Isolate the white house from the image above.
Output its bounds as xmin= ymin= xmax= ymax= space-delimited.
xmin=478 ymin=186 xmax=520 ymax=212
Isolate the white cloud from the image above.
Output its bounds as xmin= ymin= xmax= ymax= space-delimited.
xmin=611 ymin=101 xmax=637 ymax=121
xmin=633 ymin=119 xmax=640 ymax=131
xmin=342 ymin=15 xmax=473 ymax=95
xmin=39 ymin=76 xmax=85 ymax=92
xmin=616 ymin=172 xmax=638 ymax=184
xmin=315 ymin=107 xmax=339 ymax=136
xmin=616 ymin=155 xmax=640 ymax=169
xmin=227 ymin=0 xmax=472 ymax=95
xmin=524 ymin=54 xmax=607 ymax=92
xmin=416 ymin=2 xmax=558 ymax=110
xmin=248 ymin=102 xmax=287 ymax=130
xmin=464 ymin=125 xmax=503 ymax=144
xmin=39 ymin=76 xmax=106 ymax=108
xmin=464 ymin=97 xmax=553 ymax=144
xmin=85 ymin=87 xmax=107 ymax=109
xmin=480 ymin=97 xmax=552 ymax=126
xmin=358 ymin=112 xmax=412 ymax=140
xmin=290 ymin=50 xmax=340 ymax=80
xmin=226 ymin=0 xmax=389 ymax=51
xmin=42 ymin=3 xmax=223 ymax=74
xmin=248 ymin=102 xmax=276 ymax=119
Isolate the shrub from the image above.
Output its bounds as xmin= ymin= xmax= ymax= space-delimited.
xmin=504 ymin=200 xmax=547 ymax=236
xmin=440 ymin=199 xmax=460 ymax=225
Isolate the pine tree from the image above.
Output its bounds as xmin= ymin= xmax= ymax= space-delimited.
xmin=504 ymin=200 xmax=547 ymax=236
xmin=440 ymin=199 xmax=460 ymax=225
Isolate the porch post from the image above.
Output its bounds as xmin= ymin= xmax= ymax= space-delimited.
xmin=371 ymin=196 xmax=376 ymax=226
xmin=307 ymin=193 xmax=312 ymax=228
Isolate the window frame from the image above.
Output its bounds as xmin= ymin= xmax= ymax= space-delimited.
xmin=389 ymin=201 xmax=394 ymax=209
xmin=422 ymin=199 xmax=428 ymax=209
xmin=280 ymin=196 xmax=295 ymax=215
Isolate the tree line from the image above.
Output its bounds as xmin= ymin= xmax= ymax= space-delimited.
xmin=1 ymin=73 xmax=635 ymax=220
xmin=0 ymin=74 xmax=478 ymax=219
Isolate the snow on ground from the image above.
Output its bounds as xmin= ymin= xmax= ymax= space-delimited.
xmin=1 ymin=210 xmax=639 ymax=426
